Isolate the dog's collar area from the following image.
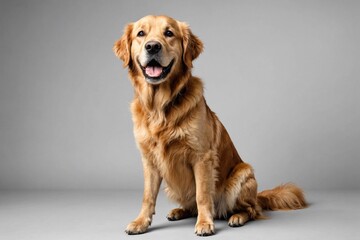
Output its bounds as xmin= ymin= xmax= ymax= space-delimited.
xmin=138 ymin=58 xmax=175 ymax=84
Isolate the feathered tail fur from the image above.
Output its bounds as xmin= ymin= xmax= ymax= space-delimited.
xmin=257 ymin=183 xmax=307 ymax=211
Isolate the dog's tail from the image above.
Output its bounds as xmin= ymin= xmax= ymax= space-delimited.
xmin=257 ymin=183 xmax=307 ymax=211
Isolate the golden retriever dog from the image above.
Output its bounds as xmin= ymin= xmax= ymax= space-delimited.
xmin=113 ymin=15 xmax=306 ymax=236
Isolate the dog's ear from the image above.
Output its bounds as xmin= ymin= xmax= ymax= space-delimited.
xmin=179 ymin=22 xmax=203 ymax=69
xmin=113 ymin=23 xmax=133 ymax=67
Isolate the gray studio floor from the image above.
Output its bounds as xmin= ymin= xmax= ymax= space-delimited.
xmin=0 ymin=190 xmax=359 ymax=240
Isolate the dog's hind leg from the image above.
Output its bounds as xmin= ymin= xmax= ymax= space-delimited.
xmin=222 ymin=162 xmax=262 ymax=227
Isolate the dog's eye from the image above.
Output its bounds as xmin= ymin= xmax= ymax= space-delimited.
xmin=137 ymin=30 xmax=145 ymax=37
xmin=164 ymin=30 xmax=174 ymax=37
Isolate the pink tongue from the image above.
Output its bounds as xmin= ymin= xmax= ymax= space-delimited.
xmin=145 ymin=66 xmax=163 ymax=77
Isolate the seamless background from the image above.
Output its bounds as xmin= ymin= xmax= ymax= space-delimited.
xmin=0 ymin=0 xmax=359 ymax=191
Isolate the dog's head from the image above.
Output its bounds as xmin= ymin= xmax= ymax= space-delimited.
xmin=113 ymin=15 xmax=203 ymax=85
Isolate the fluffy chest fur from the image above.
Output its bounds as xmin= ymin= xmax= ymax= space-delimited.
xmin=130 ymin=76 xmax=217 ymax=204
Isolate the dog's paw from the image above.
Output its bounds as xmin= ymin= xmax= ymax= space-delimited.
xmin=167 ymin=208 xmax=191 ymax=221
xmin=125 ymin=217 xmax=151 ymax=235
xmin=228 ymin=212 xmax=249 ymax=227
xmin=194 ymin=221 xmax=215 ymax=236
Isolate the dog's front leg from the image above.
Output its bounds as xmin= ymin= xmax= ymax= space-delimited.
xmin=193 ymin=153 xmax=216 ymax=236
xmin=125 ymin=158 xmax=162 ymax=235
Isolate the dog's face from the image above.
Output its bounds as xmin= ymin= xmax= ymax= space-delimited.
xmin=114 ymin=15 xmax=203 ymax=85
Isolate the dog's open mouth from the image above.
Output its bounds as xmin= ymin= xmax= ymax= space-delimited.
xmin=139 ymin=59 xmax=174 ymax=83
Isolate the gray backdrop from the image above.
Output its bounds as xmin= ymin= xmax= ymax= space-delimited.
xmin=0 ymin=0 xmax=359 ymax=191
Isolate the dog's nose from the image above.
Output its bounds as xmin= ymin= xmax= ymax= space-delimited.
xmin=145 ymin=41 xmax=162 ymax=54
